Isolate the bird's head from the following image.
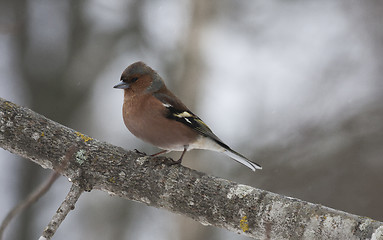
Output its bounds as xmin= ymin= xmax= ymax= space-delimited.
xmin=114 ymin=61 xmax=164 ymax=94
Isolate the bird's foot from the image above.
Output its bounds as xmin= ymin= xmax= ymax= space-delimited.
xmin=134 ymin=149 xmax=146 ymax=155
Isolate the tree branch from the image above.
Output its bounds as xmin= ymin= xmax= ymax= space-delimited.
xmin=0 ymin=97 xmax=382 ymax=239
xmin=40 ymin=184 xmax=83 ymax=240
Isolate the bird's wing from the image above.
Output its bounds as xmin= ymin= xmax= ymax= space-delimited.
xmin=154 ymin=92 xmax=262 ymax=171
xmin=153 ymin=92 xmax=229 ymax=149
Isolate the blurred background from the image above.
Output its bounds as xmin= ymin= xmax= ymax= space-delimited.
xmin=1 ymin=0 xmax=383 ymax=239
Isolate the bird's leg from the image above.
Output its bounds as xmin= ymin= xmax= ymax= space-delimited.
xmin=152 ymin=146 xmax=187 ymax=166
xmin=173 ymin=146 xmax=188 ymax=164
xmin=151 ymin=149 xmax=169 ymax=157
xmin=134 ymin=149 xmax=145 ymax=155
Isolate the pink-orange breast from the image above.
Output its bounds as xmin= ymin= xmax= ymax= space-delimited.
xmin=122 ymin=93 xmax=198 ymax=151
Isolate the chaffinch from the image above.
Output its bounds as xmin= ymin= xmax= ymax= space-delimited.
xmin=114 ymin=61 xmax=262 ymax=171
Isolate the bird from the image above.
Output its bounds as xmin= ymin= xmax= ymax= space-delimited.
xmin=114 ymin=61 xmax=262 ymax=171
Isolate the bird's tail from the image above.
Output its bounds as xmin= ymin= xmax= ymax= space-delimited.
xmin=223 ymin=149 xmax=262 ymax=171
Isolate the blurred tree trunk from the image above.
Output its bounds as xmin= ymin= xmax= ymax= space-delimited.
xmin=4 ymin=0 xmax=140 ymax=239
xmin=170 ymin=0 xmax=209 ymax=107
xmin=169 ymin=1 xmax=218 ymax=239
xmin=9 ymin=0 xmax=47 ymax=238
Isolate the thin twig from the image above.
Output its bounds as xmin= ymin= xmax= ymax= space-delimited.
xmin=0 ymin=146 xmax=74 ymax=240
xmin=0 ymin=172 xmax=60 ymax=240
xmin=39 ymin=184 xmax=83 ymax=240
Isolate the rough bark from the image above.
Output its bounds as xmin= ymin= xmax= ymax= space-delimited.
xmin=0 ymin=97 xmax=382 ymax=239
xmin=40 ymin=184 xmax=83 ymax=240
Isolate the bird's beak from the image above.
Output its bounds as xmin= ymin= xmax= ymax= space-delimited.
xmin=113 ymin=81 xmax=130 ymax=89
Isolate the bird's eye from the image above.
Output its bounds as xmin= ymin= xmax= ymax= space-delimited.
xmin=131 ymin=77 xmax=138 ymax=83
